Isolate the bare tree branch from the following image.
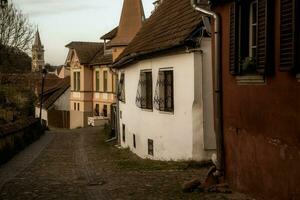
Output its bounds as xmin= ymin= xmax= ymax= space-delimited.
xmin=0 ymin=4 xmax=34 ymax=52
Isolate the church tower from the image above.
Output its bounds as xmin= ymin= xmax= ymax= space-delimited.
xmin=109 ymin=0 xmax=145 ymax=61
xmin=32 ymin=29 xmax=45 ymax=72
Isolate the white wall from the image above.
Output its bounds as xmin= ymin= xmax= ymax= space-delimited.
xmin=35 ymin=107 xmax=48 ymax=125
xmin=50 ymin=88 xmax=70 ymax=111
xmin=118 ymin=40 xmax=215 ymax=161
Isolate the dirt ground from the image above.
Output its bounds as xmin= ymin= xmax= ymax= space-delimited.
xmin=0 ymin=126 xmax=254 ymax=200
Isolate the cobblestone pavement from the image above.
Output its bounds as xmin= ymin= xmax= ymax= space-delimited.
xmin=0 ymin=127 xmax=253 ymax=200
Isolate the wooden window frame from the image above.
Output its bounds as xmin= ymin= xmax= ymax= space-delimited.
xmin=230 ymin=0 xmax=274 ymax=79
xmin=73 ymin=71 xmax=80 ymax=91
xmin=103 ymin=71 xmax=108 ymax=92
xmin=95 ymin=71 xmax=100 ymax=91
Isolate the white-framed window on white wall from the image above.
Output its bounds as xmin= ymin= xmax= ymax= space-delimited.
xmin=154 ymin=69 xmax=174 ymax=112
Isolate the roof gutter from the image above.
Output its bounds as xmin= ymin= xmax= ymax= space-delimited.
xmin=191 ymin=0 xmax=223 ymax=176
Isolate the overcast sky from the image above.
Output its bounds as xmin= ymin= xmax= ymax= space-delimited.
xmin=13 ymin=0 xmax=154 ymax=66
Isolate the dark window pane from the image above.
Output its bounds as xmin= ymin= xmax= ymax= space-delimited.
xmin=122 ymin=124 xmax=126 ymax=142
xmin=148 ymin=139 xmax=153 ymax=156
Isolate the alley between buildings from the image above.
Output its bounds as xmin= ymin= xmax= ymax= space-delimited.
xmin=0 ymin=127 xmax=251 ymax=200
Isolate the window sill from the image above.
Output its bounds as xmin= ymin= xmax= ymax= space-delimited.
xmin=158 ymin=110 xmax=174 ymax=115
xmin=236 ymin=75 xmax=265 ymax=85
xmin=296 ymin=74 xmax=300 ymax=82
xmin=141 ymin=108 xmax=153 ymax=112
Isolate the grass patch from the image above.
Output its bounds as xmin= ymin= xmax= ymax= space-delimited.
xmin=96 ymin=127 xmax=212 ymax=172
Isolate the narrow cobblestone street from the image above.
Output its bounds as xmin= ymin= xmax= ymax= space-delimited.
xmin=0 ymin=127 xmax=251 ymax=200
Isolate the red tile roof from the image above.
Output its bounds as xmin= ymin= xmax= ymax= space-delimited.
xmin=113 ymin=0 xmax=208 ymax=67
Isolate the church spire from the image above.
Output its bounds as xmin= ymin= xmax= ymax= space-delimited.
xmin=34 ymin=28 xmax=43 ymax=47
xmin=32 ymin=27 xmax=45 ymax=72
xmin=110 ymin=0 xmax=145 ymax=47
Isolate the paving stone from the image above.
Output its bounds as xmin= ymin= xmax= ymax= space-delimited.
xmin=0 ymin=127 xmax=253 ymax=200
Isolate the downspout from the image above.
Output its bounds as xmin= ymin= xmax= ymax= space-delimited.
xmin=191 ymin=0 xmax=223 ymax=176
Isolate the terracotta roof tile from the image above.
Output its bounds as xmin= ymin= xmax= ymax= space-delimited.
xmin=110 ymin=0 xmax=145 ymax=47
xmin=90 ymin=50 xmax=113 ymax=66
xmin=114 ymin=0 xmax=208 ymax=67
xmin=100 ymin=27 xmax=118 ymax=40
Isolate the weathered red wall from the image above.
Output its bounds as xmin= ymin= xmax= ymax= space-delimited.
xmin=213 ymin=0 xmax=300 ymax=199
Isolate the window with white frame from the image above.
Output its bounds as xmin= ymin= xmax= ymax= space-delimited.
xmin=239 ymin=0 xmax=258 ymax=74
xmin=154 ymin=69 xmax=174 ymax=112
xmin=136 ymin=70 xmax=153 ymax=110
xmin=249 ymin=1 xmax=257 ymax=59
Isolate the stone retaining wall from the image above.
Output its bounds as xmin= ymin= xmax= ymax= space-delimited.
xmin=0 ymin=117 xmax=45 ymax=164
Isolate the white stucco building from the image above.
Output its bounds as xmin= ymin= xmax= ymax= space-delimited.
xmin=113 ymin=0 xmax=216 ymax=161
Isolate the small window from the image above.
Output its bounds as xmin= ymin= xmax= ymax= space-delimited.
xmin=148 ymin=139 xmax=154 ymax=156
xmin=103 ymin=71 xmax=108 ymax=92
xmin=154 ymin=70 xmax=174 ymax=112
xmin=103 ymin=105 xmax=108 ymax=117
xmin=122 ymin=124 xmax=126 ymax=142
xmin=96 ymin=71 xmax=100 ymax=91
xmin=95 ymin=104 xmax=100 ymax=116
xmin=133 ymin=134 xmax=136 ymax=148
xmin=136 ymin=71 xmax=153 ymax=110
xmin=38 ymin=54 xmax=42 ymax=60
xmin=74 ymin=103 xmax=76 ymax=110
xmin=120 ymin=110 xmax=122 ymax=119
xmin=118 ymin=72 xmax=125 ymax=102
xmin=77 ymin=103 xmax=80 ymax=111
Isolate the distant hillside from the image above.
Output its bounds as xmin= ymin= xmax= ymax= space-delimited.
xmin=0 ymin=45 xmax=31 ymax=73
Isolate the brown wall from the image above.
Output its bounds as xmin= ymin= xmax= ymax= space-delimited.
xmin=213 ymin=1 xmax=300 ymax=199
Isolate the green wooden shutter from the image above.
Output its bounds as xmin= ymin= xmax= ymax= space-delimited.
xmin=229 ymin=2 xmax=240 ymax=75
xmin=280 ymin=0 xmax=297 ymax=72
xmin=257 ymin=0 xmax=274 ymax=75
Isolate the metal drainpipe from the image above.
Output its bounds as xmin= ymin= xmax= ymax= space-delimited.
xmin=191 ymin=0 xmax=223 ymax=176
